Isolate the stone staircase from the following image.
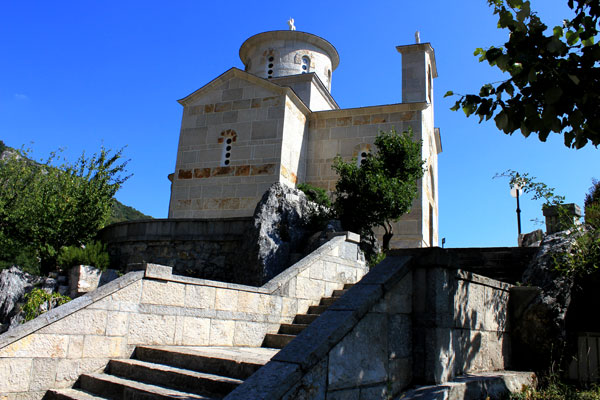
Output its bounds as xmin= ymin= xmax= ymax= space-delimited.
xmin=45 ymin=284 xmax=353 ymax=400
xmin=261 ymin=284 xmax=352 ymax=349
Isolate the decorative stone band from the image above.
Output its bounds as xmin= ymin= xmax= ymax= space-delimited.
xmin=177 ymin=163 xmax=276 ymax=180
xmin=186 ymin=95 xmax=282 ymax=117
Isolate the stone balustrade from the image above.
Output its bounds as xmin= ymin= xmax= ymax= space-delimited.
xmin=226 ymin=252 xmax=514 ymax=399
xmin=0 ymin=233 xmax=366 ymax=399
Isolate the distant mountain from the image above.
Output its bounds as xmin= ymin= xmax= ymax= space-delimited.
xmin=108 ymin=200 xmax=153 ymax=225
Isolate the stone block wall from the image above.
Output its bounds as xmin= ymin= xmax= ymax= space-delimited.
xmin=98 ymin=218 xmax=254 ymax=282
xmin=0 ymin=234 xmax=367 ymax=399
xmin=225 ymin=252 xmax=514 ymax=400
xmin=307 ymin=102 xmax=438 ymax=248
xmin=412 ymin=267 xmax=512 ymax=384
xmin=171 ymin=72 xmax=309 ymax=219
xmin=389 ymin=246 xmax=538 ymax=284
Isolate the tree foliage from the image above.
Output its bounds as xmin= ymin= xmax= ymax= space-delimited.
xmin=332 ymin=128 xmax=424 ymax=252
xmin=0 ymin=147 xmax=129 ymax=275
xmin=584 ymin=178 xmax=600 ymax=228
xmin=447 ymin=0 xmax=600 ymax=148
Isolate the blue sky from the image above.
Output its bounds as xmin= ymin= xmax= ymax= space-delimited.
xmin=1 ymin=1 xmax=597 ymax=247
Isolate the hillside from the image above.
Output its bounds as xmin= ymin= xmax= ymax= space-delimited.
xmin=108 ymin=200 xmax=153 ymax=225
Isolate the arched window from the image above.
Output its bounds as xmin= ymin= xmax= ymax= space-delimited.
xmin=267 ymin=55 xmax=275 ymax=79
xmin=427 ymin=65 xmax=433 ymax=103
xmin=354 ymin=144 xmax=371 ymax=167
xmin=429 ymin=165 xmax=435 ymax=199
xmin=220 ymin=129 xmax=237 ymax=166
xmin=301 ymin=56 xmax=310 ymax=74
xmin=357 ymin=150 xmax=369 ymax=167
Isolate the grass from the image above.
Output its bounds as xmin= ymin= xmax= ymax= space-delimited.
xmin=511 ymin=376 xmax=600 ymax=400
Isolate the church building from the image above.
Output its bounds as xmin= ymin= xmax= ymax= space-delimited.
xmin=168 ymin=25 xmax=442 ymax=248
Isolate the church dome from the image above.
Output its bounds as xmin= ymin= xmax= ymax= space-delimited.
xmin=239 ymin=30 xmax=339 ymax=91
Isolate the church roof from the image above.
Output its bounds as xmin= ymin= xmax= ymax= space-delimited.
xmin=177 ymin=68 xmax=311 ymax=115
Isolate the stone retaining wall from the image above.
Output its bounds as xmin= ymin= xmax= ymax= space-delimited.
xmin=0 ymin=234 xmax=366 ymax=399
xmin=389 ymin=246 xmax=537 ymax=284
xmin=226 ymin=252 xmax=514 ymax=399
xmin=98 ymin=218 xmax=253 ymax=281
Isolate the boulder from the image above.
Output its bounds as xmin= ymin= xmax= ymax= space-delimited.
xmin=243 ymin=183 xmax=314 ymax=285
xmin=510 ymin=230 xmax=577 ymax=371
xmin=69 ymin=265 xmax=119 ymax=298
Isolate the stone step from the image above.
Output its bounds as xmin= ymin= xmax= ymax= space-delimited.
xmin=307 ymin=304 xmax=328 ymax=314
xmin=398 ymin=371 xmax=536 ymax=400
xmin=261 ymin=333 xmax=296 ymax=349
xmin=135 ymin=346 xmax=275 ymax=381
xmin=278 ymin=323 xmax=308 ymax=335
xmin=108 ymin=358 xmax=242 ymax=397
xmin=332 ymin=289 xmax=348 ymax=297
xmin=45 ymin=388 xmax=108 ymax=400
xmin=319 ymin=297 xmax=338 ymax=306
xmin=293 ymin=313 xmax=320 ymax=325
xmin=78 ymin=372 xmax=209 ymax=400
xmin=343 ymin=283 xmax=354 ymax=289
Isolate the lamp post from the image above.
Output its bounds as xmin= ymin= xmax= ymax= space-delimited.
xmin=510 ymin=183 xmax=522 ymax=236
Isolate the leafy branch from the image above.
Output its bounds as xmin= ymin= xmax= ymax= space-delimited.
xmin=447 ymin=0 xmax=600 ymax=148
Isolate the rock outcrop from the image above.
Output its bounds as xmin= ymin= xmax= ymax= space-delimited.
xmin=0 ymin=264 xmax=119 ymax=334
xmin=240 ymin=183 xmax=343 ymax=286
xmin=510 ymin=230 xmax=577 ymax=371
xmin=0 ymin=266 xmax=57 ymax=333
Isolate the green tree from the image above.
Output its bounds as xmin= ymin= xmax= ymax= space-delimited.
xmin=447 ymin=0 xmax=600 ymax=149
xmin=584 ymin=178 xmax=600 ymax=228
xmin=332 ymin=128 xmax=424 ymax=252
xmin=0 ymin=147 xmax=129 ymax=275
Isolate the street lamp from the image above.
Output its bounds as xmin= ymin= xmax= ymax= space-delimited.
xmin=510 ymin=183 xmax=523 ymax=236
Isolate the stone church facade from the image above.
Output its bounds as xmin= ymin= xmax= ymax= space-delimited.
xmin=168 ymin=29 xmax=441 ymax=248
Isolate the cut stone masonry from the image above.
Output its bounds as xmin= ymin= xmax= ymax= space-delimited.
xmin=0 ymin=236 xmax=535 ymax=399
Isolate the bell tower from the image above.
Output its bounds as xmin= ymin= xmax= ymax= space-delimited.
xmin=396 ymin=41 xmax=437 ymax=104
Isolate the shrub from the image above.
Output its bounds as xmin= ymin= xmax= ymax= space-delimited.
xmin=22 ymin=288 xmax=71 ymax=322
xmin=297 ymin=183 xmax=331 ymax=208
xmin=57 ymin=241 xmax=110 ymax=270
xmin=297 ymin=182 xmax=333 ymax=231
xmin=511 ymin=373 xmax=600 ymax=400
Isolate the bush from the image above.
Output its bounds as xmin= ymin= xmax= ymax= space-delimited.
xmin=297 ymin=182 xmax=333 ymax=231
xmin=297 ymin=183 xmax=331 ymax=208
xmin=511 ymin=374 xmax=600 ymax=400
xmin=22 ymin=288 xmax=71 ymax=322
xmin=57 ymin=241 xmax=110 ymax=270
